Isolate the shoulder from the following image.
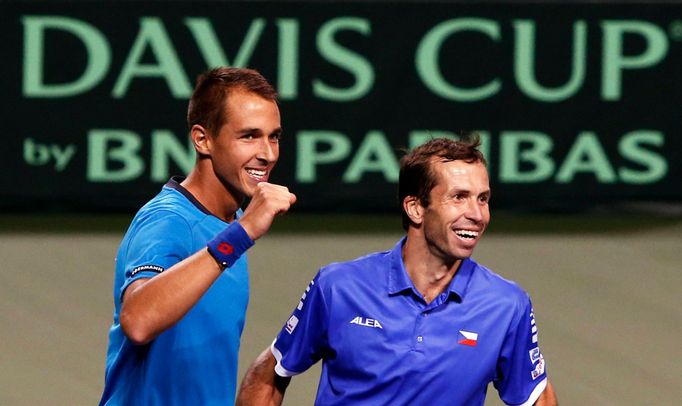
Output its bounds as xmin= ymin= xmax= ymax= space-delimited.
xmin=123 ymin=188 xmax=199 ymax=244
xmin=140 ymin=186 xmax=193 ymax=215
xmin=133 ymin=187 xmax=205 ymax=229
xmin=316 ymin=248 xmax=392 ymax=288
xmin=468 ymin=259 xmax=531 ymax=312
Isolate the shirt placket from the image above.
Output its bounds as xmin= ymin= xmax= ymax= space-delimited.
xmin=411 ymin=292 xmax=448 ymax=352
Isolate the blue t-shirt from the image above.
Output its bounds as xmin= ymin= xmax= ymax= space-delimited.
xmin=272 ymin=238 xmax=548 ymax=406
xmin=100 ymin=177 xmax=249 ymax=405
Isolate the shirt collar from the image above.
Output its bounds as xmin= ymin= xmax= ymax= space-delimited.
xmin=448 ymin=257 xmax=475 ymax=303
xmin=387 ymin=237 xmax=413 ymax=295
xmin=387 ymin=236 xmax=475 ymax=303
xmin=164 ymin=176 xmax=241 ymax=221
xmin=164 ymin=176 xmax=212 ymax=216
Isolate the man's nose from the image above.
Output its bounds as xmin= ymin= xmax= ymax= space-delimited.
xmin=466 ymin=198 xmax=484 ymax=222
xmin=256 ymin=138 xmax=277 ymax=163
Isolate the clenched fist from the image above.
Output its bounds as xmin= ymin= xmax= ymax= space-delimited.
xmin=239 ymin=182 xmax=296 ymax=241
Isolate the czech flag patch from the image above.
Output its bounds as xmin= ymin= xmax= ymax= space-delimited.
xmin=458 ymin=330 xmax=478 ymax=346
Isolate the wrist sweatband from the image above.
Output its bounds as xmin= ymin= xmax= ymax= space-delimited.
xmin=206 ymin=222 xmax=254 ymax=269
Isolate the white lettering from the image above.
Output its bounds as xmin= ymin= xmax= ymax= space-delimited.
xmin=350 ymin=316 xmax=383 ymax=328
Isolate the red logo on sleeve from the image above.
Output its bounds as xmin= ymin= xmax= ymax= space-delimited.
xmin=218 ymin=242 xmax=234 ymax=255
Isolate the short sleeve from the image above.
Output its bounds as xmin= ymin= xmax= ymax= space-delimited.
xmin=119 ymin=211 xmax=193 ymax=299
xmin=494 ymin=296 xmax=548 ymax=406
xmin=271 ymin=272 xmax=329 ymax=377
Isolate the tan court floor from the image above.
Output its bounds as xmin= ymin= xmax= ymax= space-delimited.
xmin=1 ymin=222 xmax=680 ymax=405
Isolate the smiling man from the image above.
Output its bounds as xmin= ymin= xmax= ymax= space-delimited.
xmin=237 ymin=136 xmax=557 ymax=406
xmin=100 ymin=67 xmax=296 ymax=405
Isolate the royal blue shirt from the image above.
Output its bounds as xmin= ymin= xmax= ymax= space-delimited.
xmin=272 ymin=238 xmax=548 ymax=405
xmin=100 ymin=177 xmax=249 ymax=405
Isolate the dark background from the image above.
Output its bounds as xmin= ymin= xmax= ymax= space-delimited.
xmin=2 ymin=0 xmax=680 ymax=213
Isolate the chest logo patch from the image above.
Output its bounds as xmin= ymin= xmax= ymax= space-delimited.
xmin=350 ymin=316 xmax=383 ymax=329
xmin=458 ymin=330 xmax=478 ymax=346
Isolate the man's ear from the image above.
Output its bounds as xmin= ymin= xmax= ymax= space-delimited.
xmin=191 ymin=124 xmax=211 ymax=156
xmin=403 ymin=196 xmax=424 ymax=225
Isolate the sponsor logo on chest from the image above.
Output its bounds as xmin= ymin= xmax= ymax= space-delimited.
xmin=350 ymin=316 xmax=383 ymax=329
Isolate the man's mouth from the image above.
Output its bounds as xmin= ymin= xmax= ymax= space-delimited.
xmin=454 ymin=229 xmax=479 ymax=240
xmin=246 ymin=168 xmax=267 ymax=182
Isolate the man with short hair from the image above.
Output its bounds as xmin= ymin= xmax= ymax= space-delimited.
xmin=237 ymin=136 xmax=557 ymax=405
xmin=100 ymin=67 xmax=296 ymax=405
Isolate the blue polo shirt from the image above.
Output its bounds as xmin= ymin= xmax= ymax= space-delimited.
xmin=100 ymin=177 xmax=249 ymax=405
xmin=272 ymin=238 xmax=548 ymax=405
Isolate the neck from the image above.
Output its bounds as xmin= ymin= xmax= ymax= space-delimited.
xmin=181 ymin=162 xmax=242 ymax=222
xmin=402 ymin=229 xmax=462 ymax=304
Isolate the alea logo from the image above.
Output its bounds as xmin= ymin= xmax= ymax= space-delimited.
xmin=350 ymin=316 xmax=383 ymax=329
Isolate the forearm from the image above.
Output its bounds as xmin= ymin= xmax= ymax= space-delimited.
xmin=120 ymin=249 xmax=222 ymax=344
xmin=534 ymin=380 xmax=557 ymax=406
xmin=237 ymin=348 xmax=289 ymax=406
